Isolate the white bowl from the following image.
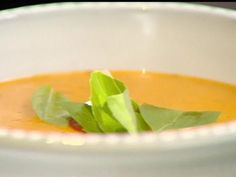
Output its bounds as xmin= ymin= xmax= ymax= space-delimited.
xmin=0 ymin=2 xmax=236 ymax=177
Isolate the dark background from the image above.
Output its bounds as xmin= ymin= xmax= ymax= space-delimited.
xmin=0 ymin=2 xmax=235 ymax=11
xmin=197 ymin=2 xmax=236 ymax=10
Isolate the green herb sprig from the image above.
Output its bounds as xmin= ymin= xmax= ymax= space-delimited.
xmin=32 ymin=71 xmax=220 ymax=133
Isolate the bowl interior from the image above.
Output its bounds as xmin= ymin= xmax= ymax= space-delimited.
xmin=0 ymin=2 xmax=236 ymax=150
xmin=0 ymin=2 xmax=236 ymax=84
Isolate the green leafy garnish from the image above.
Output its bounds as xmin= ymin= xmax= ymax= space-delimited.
xmin=90 ymin=71 xmax=129 ymax=132
xmin=32 ymin=71 xmax=220 ymax=134
xmin=135 ymin=112 xmax=151 ymax=132
xmin=32 ymin=85 xmax=70 ymax=126
xmin=140 ymin=104 xmax=220 ymax=131
xmin=62 ymin=101 xmax=101 ymax=133
xmin=107 ymin=89 xmax=137 ymax=133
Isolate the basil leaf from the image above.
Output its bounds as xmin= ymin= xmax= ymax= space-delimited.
xmin=61 ymin=101 xmax=101 ymax=133
xmin=32 ymin=71 xmax=220 ymax=134
xmin=136 ymin=112 xmax=151 ymax=132
xmin=97 ymin=107 xmax=126 ymax=132
xmin=90 ymin=71 xmax=125 ymax=107
xmin=171 ymin=111 xmax=220 ymax=129
xmin=107 ymin=89 xmax=137 ymax=133
xmin=132 ymin=100 xmax=140 ymax=112
xmin=140 ymin=104 xmax=219 ymax=131
xmin=140 ymin=104 xmax=182 ymax=131
xmin=90 ymin=71 xmax=126 ymax=132
xmin=32 ymin=85 xmax=69 ymax=126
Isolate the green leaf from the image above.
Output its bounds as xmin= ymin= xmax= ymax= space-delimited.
xmin=90 ymin=71 xmax=126 ymax=132
xmin=140 ymin=104 xmax=181 ymax=131
xmin=97 ymin=107 xmax=127 ymax=132
xmin=135 ymin=112 xmax=151 ymax=132
xmin=32 ymin=85 xmax=69 ymax=126
xmin=132 ymin=100 xmax=140 ymax=112
xmin=61 ymin=101 xmax=101 ymax=133
xmin=140 ymin=104 xmax=220 ymax=131
xmin=90 ymin=71 xmax=125 ymax=107
xmin=171 ymin=111 xmax=220 ymax=129
xmin=32 ymin=71 xmax=220 ymax=134
xmin=107 ymin=89 xmax=137 ymax=133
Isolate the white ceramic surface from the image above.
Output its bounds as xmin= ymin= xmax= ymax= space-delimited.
xmin=0 ymin=2 xmax=236 ymax=177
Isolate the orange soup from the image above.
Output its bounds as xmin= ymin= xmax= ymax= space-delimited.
xmin=0 ymin=71 xmax=236 ymax=133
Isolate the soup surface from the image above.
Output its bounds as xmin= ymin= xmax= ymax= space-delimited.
xmin=0 ymin=71 xmax=236 ymax=133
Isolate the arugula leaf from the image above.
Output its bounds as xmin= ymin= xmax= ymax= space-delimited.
xmin=32 ymin=85 xmax=69 ymax=126
xmin=61 ymin=101 xmax=101 ymax=133
xmin=107 ymin=89 xmax=137 ymax=133
xmin=90 ymin=71 xmax=126 ymax=132
xmin=140 ymin=104 xmax=220 ymax=131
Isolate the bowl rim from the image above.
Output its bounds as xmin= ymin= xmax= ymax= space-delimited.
xmin=0 ymin=2 xmax=236 ymax=18
xmin=0 ymin=2 xmax=236 ymax=152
